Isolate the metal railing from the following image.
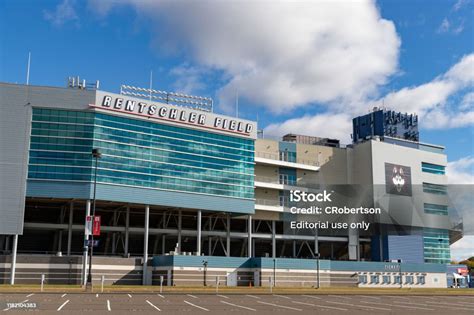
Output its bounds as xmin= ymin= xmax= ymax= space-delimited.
xmin=255 ymin=152 xmax=319 ymax=167
xmin=254 ymin=175 xmax=297 ymax=186
xmin=255 ymin=198 xmax=283 ymax=207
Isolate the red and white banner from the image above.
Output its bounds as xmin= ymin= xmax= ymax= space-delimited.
xmin=92 ymin=215 xmax=101 ymax=236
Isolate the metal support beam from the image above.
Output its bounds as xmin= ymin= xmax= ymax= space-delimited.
xmin=67 ymin=202 xmax=74 ymax=256
xmin=112 ymin=210 xmax=117 ymax=255
xmin=247 ymin=215 xmax=252 ymax=258
xmin=226 ymin=213 xmax=230 ymax=257
xmin=143 ymin=205 xmax=150 ymax=285
xmin=124 ymin=206 xmax=130 ymax=256
xmin=197 ymin=210 xmax=202 ymax=255
xmin=10 ymin=234 xmax=18 ymax=285
xmin=177 ymin=210 xmax=182 ymax=254
xmin=82 ymin=200 xmax=91 ymax=286
xmin=162 ymin=235 xmax=166 ymax=255
xmin=272 ymin=220 xmax=276 ymax=258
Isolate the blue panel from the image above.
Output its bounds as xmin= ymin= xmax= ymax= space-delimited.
xmin=152 ymin=256 xmax=251 ymax=268
xmin=26 ymin=180 xmax=255 ymax=214
xmin=27 ymin=180 xmax=91 ymax=199
xmin=386 ymin=235 xmax=424 ymax=263
xmin=256 ymin=258 xmax=331 ymax=270
xmin=371 ymin=236 xmax=381 ymax=261
xmin=151 ymin=256 xmax=447 ymax=273
xmin=95 ymin=183 xmax=254 ymax=214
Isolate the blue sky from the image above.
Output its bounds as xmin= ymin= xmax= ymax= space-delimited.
xmin=0 ymin=0 xmax=473 ymax=259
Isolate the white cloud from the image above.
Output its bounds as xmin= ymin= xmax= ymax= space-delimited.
xmin=379 ymin=54 xmax=474 ymax=129
xmin=87 ymin=0 xmax=473 ymax=139
xmin=169 ymin=64 xmax=207 ymax=95
xmin=447 ymin=156 xmax=474 ymax=184
xmin=43 ymin=0 xmax=79 ymax=27
xmin=451 ymin=236 xmax=474 ymax=261
xmin=437 ymin=18 xmax=451 ymax=33
xmin=266 ymin=54 xmax=474 ymax=140
xmin=460 ymin=92 xmax=474 ymax=110
xmin=453 ymin=0 xmax=470 ymax=11
xmin=264 ymin=113 xmax=352 ymax=143
xmin=88 ymin=0 xmax=400 ymax=114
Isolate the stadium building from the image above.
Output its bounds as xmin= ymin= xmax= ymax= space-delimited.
xmin=0 ymin=80 xmax=459 ymax=288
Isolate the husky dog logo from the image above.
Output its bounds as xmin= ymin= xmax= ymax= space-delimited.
xmin=385 ymin=163 xmax=412 ymax=196
xmin=392 ymin=166 xmax=405 ymax=192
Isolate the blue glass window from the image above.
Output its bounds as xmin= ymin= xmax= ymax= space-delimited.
xmin=422 ymin=162 xmax=445 ymax=175
xmin=28 ymin=108 xmax=255 ymax=200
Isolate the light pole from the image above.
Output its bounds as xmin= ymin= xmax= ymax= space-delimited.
xmin=316 ymin=252 xmax=320 ymax=289
xmin=273 ymin=258 xmax=276 ymax=287
xmin=87 ymin=148 xmax=101 ymax=288
xmin=398 ymin=259 xmax=403 ymax=289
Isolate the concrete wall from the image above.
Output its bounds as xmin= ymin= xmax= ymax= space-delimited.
xmin=0 ymin=254 xmax=142 ymax=285
xmin=369 ymin=140 xmax=450 ymax=229
xmin=0 ymin=83 xmax=96 ymax=235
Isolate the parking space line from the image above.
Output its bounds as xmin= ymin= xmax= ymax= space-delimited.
xmin=391 ymin=300 xmax=429 ymax=306
xmin=187 ymin=294 xmax=198 ymax=299
xmin=61 ymin=293 xmax=67 ymax=298
xmin=360 ymin=295 xmax=380 ymax=299
xmin=127 ymin=294 xmax=132 ymax=298
xmin=424 ymin=301 xmax=474 ymax=310
xmin=292 ymin=300 xmax=347 ymax=311
xmin=146 ymin=300 xmax=161 ymax=311
xmin=361 ymin=300 xmax=434 ymax=311
xmin=26 ymin=293 xmax=34 ymax=298
xmin=273 ymin=294 xmax=292 ymax=299
xmin=246 ymin=294 xmax=261 ymax=299
xmin=57 ymin=300 xmax=69 ymax=311
xmin=302 ymin=295 xmax=322 ymax=299
xmin=158 ymin=294 xmax=165 ymax=298
xmin=184 ymin=300 xmax=209 ymax=312
xmin=217 ymin=294 xmax=229 ymax=299
xmin=107 ymin=299 xmax=111 ymax=311
xmin=325 ymin=300 xmax=389 ymax=311
xmin=221 ymin=300 xmax=256 ymax=311
xmin=257 ymin=301 xmax=302 ymax=311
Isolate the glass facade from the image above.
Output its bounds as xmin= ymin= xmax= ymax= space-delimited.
xmin=421 ymin=162 xmax=446 ymax=175
xmin=423 ymin=228 xmax=451 ymax=264
xmin=28 ymin=108 xmax=254 ymax=200
xmin=422 ymin=182 xmax=447 ymax=195
xmin=424 ymin=203 xmax=448 ymax=216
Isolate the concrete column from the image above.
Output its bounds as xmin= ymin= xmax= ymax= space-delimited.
xmin=272 ymin=220 xmax=276 ymax=258
xmin=112 ymin=210 xmax=117 ymax=255
xmin=247 ymin=215 xmax=252 ymax=258
xmin=177 ymin=210 xmax=182 ymax=254
xmin=208 ymin=217 xmax=212 ymax=255
xmin=197 ymin=210 xmax=202 ymax=255
xmin=67 ymin=202 xmax=74 ymax=256
xmin=314 ymin=232 xmax=319 ymax=257
xmin=162 ymin=235 xmax=166 ymax=255
xmin=143 ymin=205 xmax=150 ymax=285
xmin=124 ymin=206 xmax=130 ymax=256
xmin=10 ymin=234 xmax=18 ymax=285
xmin=226 ymin=214 xmax=231 ymax=257
xmin=348 ymin=229 xmax=359 ymax=261
xmin=82 ymin=200 xmax=91 ymax=286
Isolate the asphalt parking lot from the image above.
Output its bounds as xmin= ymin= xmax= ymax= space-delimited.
xmin=1 ymin=292 xmax=473 ymax=314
